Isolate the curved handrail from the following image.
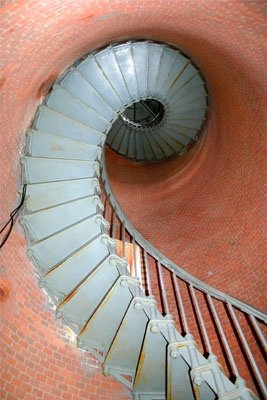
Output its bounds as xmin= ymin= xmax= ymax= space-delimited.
xmin=101 ymin=153 xmax=267 ymax=323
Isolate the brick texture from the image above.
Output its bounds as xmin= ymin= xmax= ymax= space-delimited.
xmin=0 ymin=228 xmax=131 ymax=400
xmin=0 ymin=0 xmax=266 ymax=399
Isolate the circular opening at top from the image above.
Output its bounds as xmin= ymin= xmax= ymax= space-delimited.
xmin=120 ymin=99 xmax=165 ymax=130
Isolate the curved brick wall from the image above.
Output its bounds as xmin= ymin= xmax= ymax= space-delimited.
xmin=105 ymin=3 xmax=267 ymax=311
xmin=0 ymin=1 xmax=266 ymax=399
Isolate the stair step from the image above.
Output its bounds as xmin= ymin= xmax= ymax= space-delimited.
xmin=154 ymin=47 xmax=179 ymax=96
xmin=24 ymin=178 xmax=99 ymax=212
xmin=168 ymin=76 xmax=206 ymax=104
xmin=77 ymin=276 xmax=135 ymax=360
xmin=78 ymin=56 xmax=122 ymax=112
xmin=169 ymin=95 xmax=207 ymax=112
xmin=127 ymin=130 xmax=137 ymax=159
xmin=147 ymin=43 xmax=165 ymax=97
xmin=28 ymin=214 xmax=105 ymax=275
xmin=157 ymin=131 xmax=183 ymax=154
xmin=46 ymin=85 xmax=110 ymax=133
xmin=133 ymin=320 xmax=168 ymax=399
xmin=167 ymin=63 xmax=198 ymax=98
xmin=26 ymin=130 xmax=101 ymax=161
xmin=159 ymin=53 xmax=189 ymax=97
xmin=135 ymin=134 xmax=146 ymax=161
xmin=58 ymin=68 xmax=115 ymax=121
xmin=95 ymin=48 xmax=131 ymax=104
xmin=40 ymin=235 xmax=110 ymax=305
xmin=106 ymin=118 xmax=123 ymax=146
xmin=166 ymin=118 xmax=203 ymax=130
xmin=103 ymin=299 xmax=149 ymax=389
xmin=132 ymin=42 xmax=149 ymax=99
xmin=166 ymin=342 xmax=196 ymax=400
xmin=145 ymin=134 xmax=165 ymax=160
xmin=21 ymin=157 xmax=99 ymax=184
xmin=110 ymin=124 xmax=127 ymax=152
xmin=168 ymin=109 xmax=206 ymax=122
xmin=57 ymin=255 xmax=122 ymax=333
xmin=35 ymin=106 xmax=105 ymax=146
xmin=113 ymin=43 xmax=139 ymax=101
xmin=118 ymin=126 xmax=131 ymax=156
xmin=141 ymin=134 xmax=156 ymax=160
xmin=21 ymin=196 xmax=102 ymax=243
xmin=161 ymin=125 xmax=196 ymax=142
xmin=171 ymin=74 xmax=206 ymax=101
xmin=151 ymin=132 xmax=174 ymax=158
xmin=177 ymin=343 xmax=236 ymax=397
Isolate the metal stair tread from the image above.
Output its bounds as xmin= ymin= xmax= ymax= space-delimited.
xmin=77 ymin=55 xmax=122 ymax=112
xmin=157 ymin=131 xmax=184 ymax=154
xmin=110 ymin=124 xmax=127 ymax=152
xmin=35 ymin=105 xmax=106 ymax=146
xmin=135 ymin=133 xmax=146 ymax=161
xmin=162 ymin=122 xmax=198 ymax=141
xmin=21 ymin=156 xmax=99 ymax=184
xmin=57 ymin=259 xmax=122 ymax=333
xmin=118 ymin=125 xmax=131 ymax=156
xmin=154 ymin=47 xmax=179 ymax=96
xmin=77 ymin=277 xmax=135 ymax=359
xmin=103 ymin=300 xmax=149 ymax=386
xmin=28 ymin=215 xmax=104 ymax=274
xmin=150 ymin=131 xmax=175 ymax=158
xmin=106 ymin=118 xmax=123 ymax=146
xmin=144 ymin=133 xmax=165 ymax=160
xmin=26 ymin=130 xmax=101 ymax=161
xmin=147 ymin=43 xmax=165 ymax=97
xmin=94 ymin=47 xmax=131 ymax=104
xmin=158 ymin=53 xmax=189 ymax=97
xmin=46 ymin=85 xmax=110 ymax=132
xmin=127 ymin=130 xmax=137 ymax=159
xmin=132 ymin=42 xmax=149 ymax=99
xmin=141 ymin=133 xmax=156 ymax=160
xmin=133 ymin=321 xmax=167 ymax=398
xmin=113 ymin=42 xmax=139 ymax=101
xmin=58 ymin=68 xmax=116 ymax=120
xmin=41 ymin=235 xmax=111 ymax=304
xmin=24 ymin=178 xmax=99 ymax=212
xmin=21 ymin=195 xmax=102 ymax=243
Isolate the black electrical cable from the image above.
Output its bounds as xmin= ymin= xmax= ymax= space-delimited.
xmin=0 ymin=185 xmax=27 ymax=249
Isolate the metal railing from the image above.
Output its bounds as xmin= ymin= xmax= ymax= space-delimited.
xmin=100 ymin=154 xmax=267 ymax=400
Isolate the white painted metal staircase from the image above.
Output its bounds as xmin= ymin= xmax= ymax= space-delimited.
xmin=19 ymin=41 xmax=266 ymax=400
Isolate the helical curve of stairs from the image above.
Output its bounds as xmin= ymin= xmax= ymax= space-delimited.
xmin=19 ymin=41 xmax=266 ymax=400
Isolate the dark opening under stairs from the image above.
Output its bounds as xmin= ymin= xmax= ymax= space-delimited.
xmin=19 ymin=41 xmax=267 ymax=400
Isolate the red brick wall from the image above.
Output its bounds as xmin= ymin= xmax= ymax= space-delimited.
xmin=0 ymin=230 xmax=131 ymax=400
xmin=0 ymin=0 xmax=266 ymax=399
xmin=105 ymin=2 xmax=267 ymax=311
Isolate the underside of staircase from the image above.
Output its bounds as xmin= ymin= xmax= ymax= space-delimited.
xmin=18 ymin=41 xmax=266 ymax=400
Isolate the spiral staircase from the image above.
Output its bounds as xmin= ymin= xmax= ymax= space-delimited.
xmin=19 ymin=41 xmax=266 ymax=400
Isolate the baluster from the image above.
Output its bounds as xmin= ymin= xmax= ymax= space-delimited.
xmin=227 ymin=303 xmax=267 ymax=398
xmin=132 ymin=237 xmax=138 ymax=278
xmin=172 ymin=271 xmax=189 ymax=335
xmin=121 ymin=221 xmax=126 ymax=259
xmin=157 ymin=261 xmax=170 ymax=316
xmin=111 ymin=207 xmax=117 ymax=239
xmin=249 ymin=315 xmax=267 ymax=354
xmin=189 ymin=284 xmax=212 ymax=355
xmin=100 ymin=187 xmax=105 ymax=206
xmin=189 ymin=285 xmax=228 ymax=395
xmin=206 ymin=294 xmax=239 ymax=378
xmin=144 ymin=249 xmax=152 ymax=296
xmin=104 ymin=193 xmax=110 ymax=222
